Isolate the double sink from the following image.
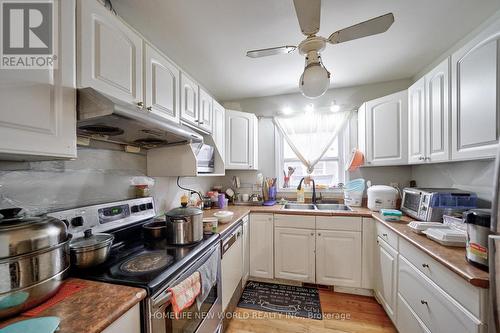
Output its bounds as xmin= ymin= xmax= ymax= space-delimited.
xmin=283 ymin=203 xmax=352 ymax=211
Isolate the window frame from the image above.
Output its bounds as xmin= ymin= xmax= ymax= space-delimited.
xmin=275 ymin=125 xmax=346 ymax=191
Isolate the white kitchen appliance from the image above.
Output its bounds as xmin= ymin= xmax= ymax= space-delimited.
xmin=367 ymin=185 xmax=399 ymax=211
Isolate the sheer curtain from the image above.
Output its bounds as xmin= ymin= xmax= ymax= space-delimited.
xmin=274 ymin=109 xmax=353 ymax=174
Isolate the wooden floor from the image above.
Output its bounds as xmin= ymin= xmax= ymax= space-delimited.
xmin=225 ymin=289 xmax=397 ymax=333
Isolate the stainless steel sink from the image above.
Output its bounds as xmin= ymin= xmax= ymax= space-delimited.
xmin=283 ymin=203 xmax=317 ymax=210
xmin=315 ymin=204 xmax=352 ymax=211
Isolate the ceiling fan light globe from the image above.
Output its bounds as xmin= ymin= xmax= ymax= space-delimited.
xmin=299 ymin=63 xmax=330 ymax=99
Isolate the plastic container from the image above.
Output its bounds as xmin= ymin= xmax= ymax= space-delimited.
xmin=344 ymin=191 xmax=363 ymax=207
xmin=379 ymin=209 xmax=403 ymax=221
xmin=408 ymin=221 xmax=449 ymax=234
xmin=423 ymin=228 xmax=467 ymax=247
xmin=203 ymin=217 xmax=218 ymax=235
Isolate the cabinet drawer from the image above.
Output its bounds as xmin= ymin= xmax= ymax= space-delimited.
xmin=316 ymin=216 xmax=361 ymax=231
xmin=376 ymin=222 xmax=398 ymax=250
xmin=274 ymin=214 xmax=315 ymax=229
xmin=399 ymin=238 xmax=484 ymax=318
xmin=398 ymin=256 xmax=482 ymax=333
xmin=397 ymin=293 xmax=431 ymax=333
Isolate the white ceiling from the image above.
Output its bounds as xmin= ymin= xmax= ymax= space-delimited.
xmin=112 ymin=0 xmax=500 ymax=101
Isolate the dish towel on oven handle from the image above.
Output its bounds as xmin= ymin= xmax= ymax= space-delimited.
xmin=168 ymin=271 xmax=201 ymax=318
xmin=196 ymin=246 xmax=220 ymax=309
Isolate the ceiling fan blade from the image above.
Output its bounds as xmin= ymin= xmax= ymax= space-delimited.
xmin=328 ymin=13 xmax=394 ymax=44
xmin=293 ymin=0 xmax=321 ymax=36
xmin=246 ymin=46 xmax=296 ymax=58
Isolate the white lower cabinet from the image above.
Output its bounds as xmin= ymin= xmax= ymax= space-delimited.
xmin=102 ymin=303 xmax=141 ymax=333
xmin=274 ymin=227 xmax=315 ymax=283
xmin=316 ymin=230 xmax=362 ymax=287
xmin=398 ymin=256 xmax=483 ymax=333
xmin=242 ymin=216 xmax=250 ymax=285
xmin=397 ymin=293 xmax=431 ymax=333
xmin=374 ymin=236 xmax=398 ymax=322
xmin=249 ymin=214 xmax=274 ymax=279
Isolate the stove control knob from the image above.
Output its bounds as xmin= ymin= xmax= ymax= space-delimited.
xmin=71 ymin=216 xmax=84 ymax=227
xmin=131 ymin=205 xmax=139 ymax=213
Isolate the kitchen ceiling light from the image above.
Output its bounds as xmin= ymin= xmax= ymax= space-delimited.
xmin=330 ymin=102 xmax=341 ymax=112
xmin=305 ymin=103 xmax=314 ymax=113
xmin=281 ymin=106 xmax=293 ymax=115
xmin=299 ymin=52 xmax=330 ymax=99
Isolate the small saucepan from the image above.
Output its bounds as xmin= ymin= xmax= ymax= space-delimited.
xmin=142 ymin=220 xmax=167 ymax=240
xmin=69 ymin=229 xmax=114 ymax=269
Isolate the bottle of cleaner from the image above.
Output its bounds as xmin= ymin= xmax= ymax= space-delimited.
xmin=297 ymin=187 xmax=305 ymax=203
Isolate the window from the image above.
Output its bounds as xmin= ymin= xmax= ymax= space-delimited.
xmin=278 ymin=131 xmax=344 ymax=189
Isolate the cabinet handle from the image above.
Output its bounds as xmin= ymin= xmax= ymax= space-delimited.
xmin=382 ymin=233 xmax=388 ymax=237
xmin=199 ymin=121 xmax=204 ymax=125
xmin=136 ymin=101 xmax=144 ymax=108
xmin=422 ymin=263 xmax=429 ymax=268
xmin=146 ymin=106 xmax=152 ymax=112
xmin=424 ymin=157 xmax=431 ymax=161
xmin=420 ymin=300 xmax=428 ymax=306
xmin=317 ymin=233 xmax=321 ymax=236
xmin=418 ymin=156 xmax=425 ymax=160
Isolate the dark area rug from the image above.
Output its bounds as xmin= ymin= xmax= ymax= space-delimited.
xmin=237 ymin=281 xmax=323 ymax=320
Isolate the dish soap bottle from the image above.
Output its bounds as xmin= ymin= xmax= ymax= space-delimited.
xmin=297 ymin=187 xmax=305 ymax=203
xmin=180 ymin=192 xmax=189 ymax=207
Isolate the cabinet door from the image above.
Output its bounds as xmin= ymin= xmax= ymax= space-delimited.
xmin=316 ymin=230 xmax=362 ymax=287
xmin=102 ymin=303 xmax=141 ymax=333
xmin=249 ymin=214 xmax=274 ymax=279
xmin=374 ymin=237 xmax=398 ymax=322
xmin=212 ymin=100 xmax=225 ymax=161
xmin=451 ymin=20 xmax=500 ymax=160
xmin=180 ymin=74 xmax=198 ymax=125
xmin=425 ymin=58 xmax=450 ymax=163
xmin=78 ymin=0 xmax=143 ymax=105
xmin=242 ymin=218 xmax=250 ymax=285
xmin=274 ymin=227 xmax=315 ymax=283
xmin=198 ymin=87 xmax=213 ymax=133
xmin=365 ymin=90 xmax=408 ymax=165
xmin=144 ymin=44 xmax=179 ymax=123
xmin=0 ymin=0 xmax=76 ymax=160
xmin=225 ymin=110 xmax=257 ymax=170
xmin=408 ymin=77 xmax=426 ymax=164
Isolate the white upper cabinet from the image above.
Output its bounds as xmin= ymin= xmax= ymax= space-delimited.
xmin=198 ymin=87 xmax=213 ymax=133
xmin=144 ymin=43 xmax=180 ymax=123
xmin=180 ymin=74 xmax=199 ymax=126
xmin=451 ymin=20 xmax=500 ymax=160
xmin=213 ymin=100 xmax=225 ymax=161
xmin=408 ymin=77 xmax=426 ymax=164
xmin=225 ymin=110 xmax=259 ymax=170
xmin=0 ymin=0 xmax=76 ymax=160
xmin=359 ymin=90 xmax=408 ymax=166
xmin=78 ymin=0 xmax=143 ymax=105
xmin=408 ymin=58 xmax=451 ymax=164
xmin=425 ymin=58 xmax=450 ymax=163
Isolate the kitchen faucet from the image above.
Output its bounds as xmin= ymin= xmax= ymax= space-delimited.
xmin=297 ymin=177 xmax=316 ymax=204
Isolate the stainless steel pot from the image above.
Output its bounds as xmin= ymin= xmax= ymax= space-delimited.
xmin=70 ymin=229 xmax=114 ymax=269
xmin=0 ymin=208 xmax=70 ymax=319
xmin=165 ymin=206 xmax=203 ymax=245
xmin=142 ymin=220 xmax=167 ymax=240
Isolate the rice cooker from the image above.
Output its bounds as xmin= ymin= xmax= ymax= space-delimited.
xmin=367 ymin=185 xmax=399 ymax=211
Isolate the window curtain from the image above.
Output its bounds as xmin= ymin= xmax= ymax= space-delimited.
xmin=274 ymin=109 xmax=353 ymax=174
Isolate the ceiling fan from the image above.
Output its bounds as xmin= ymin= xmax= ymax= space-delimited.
xmin=246 ymin=0 xmax=395 ymax=99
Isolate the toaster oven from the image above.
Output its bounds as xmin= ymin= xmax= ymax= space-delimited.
xmin=401 ymin=188 xmax=477 ymax=221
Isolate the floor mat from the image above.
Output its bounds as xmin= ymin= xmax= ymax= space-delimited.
xmin=237 ymin=281 xmax=322 ymax=320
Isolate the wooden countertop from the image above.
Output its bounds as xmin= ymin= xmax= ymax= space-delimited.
xmin=204 ymin=205 xmax=489 ymax=289
xmin=372 ymin=213 xmax=489 ymax=289
xmin=0 ymin=278 xmax=146 ymax=333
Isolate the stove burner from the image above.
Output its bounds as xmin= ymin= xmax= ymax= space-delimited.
xmin=120 ymin=251 xmax=173 ymax=273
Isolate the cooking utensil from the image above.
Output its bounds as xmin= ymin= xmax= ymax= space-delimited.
xmin=142 ymin=220 xmax=167 ymax=240
xmin=69 ymin=229 xmax=114 ymax=269
xmin=0 ymin=209 xmax=70 ymax=319
xmin=165 ymin=206 xmax=204 ymax=245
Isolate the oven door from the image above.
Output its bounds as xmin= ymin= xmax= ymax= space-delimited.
xmin=148 ymin=245 xmax=222 ymax=333
xmin=401 ymin=189 xmax=422 ymax=219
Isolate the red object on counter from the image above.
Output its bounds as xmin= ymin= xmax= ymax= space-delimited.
xmin=22 ymin=280 xmax=89 ymax=316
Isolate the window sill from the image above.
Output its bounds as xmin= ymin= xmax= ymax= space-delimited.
xmin=278 ymin=188 xmax=344 ymax=194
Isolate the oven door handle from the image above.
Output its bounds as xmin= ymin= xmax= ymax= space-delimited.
xmin=153 ymin=291 xmax=172 ymax=307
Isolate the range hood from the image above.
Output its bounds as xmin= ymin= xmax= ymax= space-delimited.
xmin=77 ymin=88 xmax=203 ymax=149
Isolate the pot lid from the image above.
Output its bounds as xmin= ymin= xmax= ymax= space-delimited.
xmin=166 ymin=206 xmax=202 ymax=217
xmin=70 ymin=229 xmax=114 ymax=252
xmin=0 ymin=208 xmax=68 ymax=259
xmin=463 ymin=209 xmax=491 ymax=228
